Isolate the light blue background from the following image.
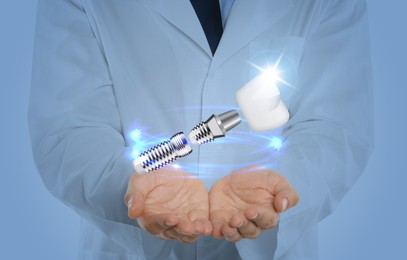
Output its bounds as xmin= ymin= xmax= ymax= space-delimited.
xmin=0 ymin=1 xmax=405 ymax=259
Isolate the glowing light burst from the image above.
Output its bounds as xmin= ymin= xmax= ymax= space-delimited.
xmin=129 ymin=128 xmax=169 ymax=159
xmin=269 ymin=137 xmax=283 ymax=151
xmin=262 ymin=67 xmax=281 ymax=86
xmin=130 ymin=130 xmax=144 ymax=158
xmin=248 ymin=52 xmax=295 ymax=90
xmin=130 ymin=129 xmax=141 ymax=140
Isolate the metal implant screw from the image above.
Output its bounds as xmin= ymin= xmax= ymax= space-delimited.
xmin=189 ymin=110 xmax=242 ymax=144
xmin=132 ymin=110 xmax=241 ymax=174
xmin=133 ymin=132 xmax=192 ymax=174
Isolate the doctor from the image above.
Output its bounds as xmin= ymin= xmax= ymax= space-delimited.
xmin=28 ymin=0 xmax=373 ymax=259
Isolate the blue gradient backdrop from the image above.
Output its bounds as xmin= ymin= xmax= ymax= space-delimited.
xmin=1 ymin=1 xmax=406 ymax=259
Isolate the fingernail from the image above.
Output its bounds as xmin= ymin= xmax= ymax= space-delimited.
xmin=282 ymin=199 xmax=288 ymax=212
xmin=239 ymin=221 xmax=247 ymax=228
xmin=250 ymin=213 xmax=258 ymax=220
xmin=127 ymin=199 xmax=133 ymax=209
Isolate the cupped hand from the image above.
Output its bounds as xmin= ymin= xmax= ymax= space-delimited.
xmin=209 ymin=165 xmax=299 ymax=242
xmin=125 ymin=166 xmax=212 ymax=243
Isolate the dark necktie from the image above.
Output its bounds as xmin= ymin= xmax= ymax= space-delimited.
xmin=190 ymin=0 xmax=223 ymax=55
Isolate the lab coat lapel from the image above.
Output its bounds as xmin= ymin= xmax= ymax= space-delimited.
xmin=142 ymin=0 xmax=213 ymax=57
xmin=211 ymin=0 xmax=293 ymax=71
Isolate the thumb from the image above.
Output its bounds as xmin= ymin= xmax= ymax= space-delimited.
xmin=273 ymin=184 xmax=300 ymax=213
xmin=126 ymin=191 xmax=145 ymax=219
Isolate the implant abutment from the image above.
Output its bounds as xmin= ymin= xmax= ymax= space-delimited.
xmin=188 ymin=110 xmax=241 ymax=144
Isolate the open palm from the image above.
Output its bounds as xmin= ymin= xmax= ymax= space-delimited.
xmin=209 ymin=166 xmax=299 ymax=242
xmin=125 ymin=166 xmax=212 ymax=243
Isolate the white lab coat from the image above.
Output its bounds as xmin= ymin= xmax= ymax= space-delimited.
xmin=28 ymin=0 xmax=373 ymax=259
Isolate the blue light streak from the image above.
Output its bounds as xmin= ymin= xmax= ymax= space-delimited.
xmin=129 ymin=127 xmax=285 ymax=175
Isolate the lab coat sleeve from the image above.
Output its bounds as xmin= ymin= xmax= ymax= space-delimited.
xmin=236 ymin=0 xmax=374 ymax=259
xmin=28 ymin=0 xmax=142 ymax=250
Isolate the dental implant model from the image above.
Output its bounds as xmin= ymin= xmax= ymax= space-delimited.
xmin=132 ymin=110 xmax=241 ymax=174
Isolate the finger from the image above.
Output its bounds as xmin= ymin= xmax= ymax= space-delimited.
xmin=199 ymin=219 xmax=213 ymax=236
xmin=244 ymin=207 xmax=259 ymax=222
xmin=161 ymin=219 xmax=202 ymax=240
xmin=126 ymin=191 xmax=145 ymax=219
xmin=190 ymin=219 xmax=204 ymax=236
xmin=211 ymin=222 xmax=224 ymax=239
xmin=237 ymin=220 xmax=261 ymax=239
xmin=161 ymin=228 xmax=183 ymax=240
xmin=229 ymin=213 xmax=247 ymax=229
xmin=229 ymin=211 xmax=260 ymax=238
xmin=209 ymin=214 xmax=228 ymax=239
xmin=222 ymin=224 xmax=243 ymax=242
xmin=176 ymin=219 xmax=195 ymax=236
xmin=244 ymin=207 xmax=279 ymax=230
xmin=273 ymin=184 xmax=300 ymax=213
xmin=142 ymin=214 xmax=179 ymax=235
xmin=192 ymin=219 xmax=209 ymax=235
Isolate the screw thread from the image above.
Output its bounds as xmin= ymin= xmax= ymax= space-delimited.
xmin=170 ymin=133 xmax=192 ymax=157
xmin=189 ymin=122 xmax=214 ymax=144
xmin=133 ymin=133 xmax=192 ymax=173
